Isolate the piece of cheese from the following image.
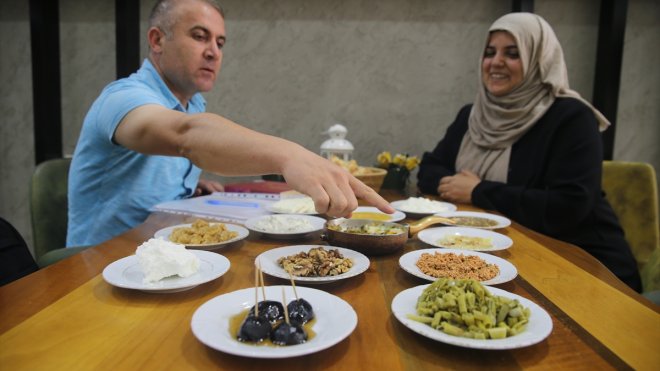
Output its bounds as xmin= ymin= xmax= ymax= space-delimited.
xmin=136 ymin=238 xmax=200 ymax=283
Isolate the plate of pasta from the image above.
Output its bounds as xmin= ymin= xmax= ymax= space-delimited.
xmin=391 ymin=282 xmax=553 ymax=349
xmin=154 ymin=219 xmax=249 ymax=250
xmin=398 ymin=248 xmax=517 ymax=285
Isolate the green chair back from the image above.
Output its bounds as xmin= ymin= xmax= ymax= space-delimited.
xmin=30 ymin=158 xmax=71 ymax=260
xmin=641 ymin=247 xmax=660 ymax=293
xmin=602 ymin=161 xmax=660 ymax=292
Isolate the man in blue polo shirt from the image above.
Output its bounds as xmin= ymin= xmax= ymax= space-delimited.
xmin=67 ymin=0 xmax=393 ymax=247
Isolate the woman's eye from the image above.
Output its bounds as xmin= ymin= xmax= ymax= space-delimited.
xmin=483 ymin=48 xmax=495 ymax=58
xmin=506 ymin=49 xmax=520 ymax=59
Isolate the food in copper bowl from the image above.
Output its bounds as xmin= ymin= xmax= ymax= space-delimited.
xmin=322 ymin=216 xmax=454 ymax=256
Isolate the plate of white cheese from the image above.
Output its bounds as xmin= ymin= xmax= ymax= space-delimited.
xmin=244 ymin=214 xmax=326 ymax=239
xmin=266 ymin=196 xmax=319 ymax=215
xmin=390 ymin=197 xmax=457 ymax=218
xmin=102 ymin=238 xmax=230 ymax=293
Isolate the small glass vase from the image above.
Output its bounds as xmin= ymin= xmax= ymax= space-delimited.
xmin=381 ymin=166 xmax=409 ymax=190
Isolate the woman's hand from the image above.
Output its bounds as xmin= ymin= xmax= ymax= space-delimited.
xmin=194 ymin=178 xmax=224 ymax=196
xmin=437 ymin=170 xmax=481 ymax=204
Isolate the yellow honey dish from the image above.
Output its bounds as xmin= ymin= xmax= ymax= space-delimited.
xmin=349 ymin=212 xmax=392 ymax=221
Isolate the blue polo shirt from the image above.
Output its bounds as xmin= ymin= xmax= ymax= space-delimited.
xmin=67 ymin=59 xmax=205 ymax=247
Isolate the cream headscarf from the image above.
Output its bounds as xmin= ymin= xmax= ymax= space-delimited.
xmin=455 ymin=12 xmax=610 ymax=182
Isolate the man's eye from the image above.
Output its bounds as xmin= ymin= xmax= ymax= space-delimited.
xmin=193 ymin=33 xmax=205 ymax=41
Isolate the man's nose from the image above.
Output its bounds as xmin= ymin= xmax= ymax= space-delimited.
xmin=205 ymin=43 xmax=220 ymax=60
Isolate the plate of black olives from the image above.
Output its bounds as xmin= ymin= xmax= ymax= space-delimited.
xmin=191 ymin=285 xmax=357 ymax=358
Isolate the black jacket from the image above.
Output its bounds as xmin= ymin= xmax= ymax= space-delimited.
xmin=418 ymin=98 xmax=641 ymax=291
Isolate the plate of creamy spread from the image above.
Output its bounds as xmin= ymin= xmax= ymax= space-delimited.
xmin=244 ymin=214 xmax=326 ymax=239
xmin=417 ymin=227 xmax=513 ymax=252
xmin=102 ymin=238 xmax=230 ymax=293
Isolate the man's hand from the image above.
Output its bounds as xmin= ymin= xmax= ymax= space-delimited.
xmin=194 ymin=178 xmax=224 ymax=196
xmin=281 ymin=153 xmax=394 ymax=218
xmin=437 ymin=170 xmax=481 ymax=204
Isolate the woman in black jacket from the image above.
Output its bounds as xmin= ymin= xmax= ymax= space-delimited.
xmin=417 ymin=13 xmax=641 ymax=291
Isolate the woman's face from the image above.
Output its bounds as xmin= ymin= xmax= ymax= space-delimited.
xmin=481 ymin=31 xmax=523 ymax=96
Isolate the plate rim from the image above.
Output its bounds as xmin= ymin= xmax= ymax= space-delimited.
xmin=433 ymin=210 xmax=512 ymax=229
xmin=244 ymin=214 xmax=326 ymax=236
xmin=153 ymin=222 xmax=249 ymax=249
xmin=102 ymin=250 xmax=231 ymax=292
xmin=390 ymin=199 xmax=458 ymax=215
xmin=391 ymin=284 xmax=553 ymax=350
xmin=255 ymin=244 xmax=370 ymax=284
xmin=190 ymin=285 xmax=358 ymax=358
xmin=398 ymin=248 xmax=518 ymax=285
xmin=417 ymin=227 xmax=513 ymax=252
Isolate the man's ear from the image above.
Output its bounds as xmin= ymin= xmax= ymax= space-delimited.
xmin=147 ymin=27 xmax=165 ymax=53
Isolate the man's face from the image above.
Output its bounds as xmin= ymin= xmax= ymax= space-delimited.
xmin=155 ymin=0 xmax=226 ymax=104
xmin=481 ymin=31 xmax=523 ymax=97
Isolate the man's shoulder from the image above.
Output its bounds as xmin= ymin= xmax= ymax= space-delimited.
xmin=102 ymin=75 xmax=158 ymax=96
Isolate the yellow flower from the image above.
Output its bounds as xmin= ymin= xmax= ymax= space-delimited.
xmin=405 ymin=156 xmax=420 ymax=171
xmin=393 ymin=153 xmax=407 ymax=166
xmin=377 ymin=151 xmax=391 ymax=167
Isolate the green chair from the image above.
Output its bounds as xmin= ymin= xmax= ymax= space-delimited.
xmin=602 ymin=160 xmax=660 ymax=294
xmin=30 ymin=158 xmax=91 ymax=267
xmin=640 ymin=248 xmax=660 ymax=304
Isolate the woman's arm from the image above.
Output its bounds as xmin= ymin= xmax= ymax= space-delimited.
xmin=417 ymin=105 xmax=472 ymax=194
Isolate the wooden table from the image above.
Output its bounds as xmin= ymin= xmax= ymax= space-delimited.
xmin=1 ymin=192 xmax=658 ymax=370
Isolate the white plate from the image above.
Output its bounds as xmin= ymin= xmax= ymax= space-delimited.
xmin=398 ymin=248 xmax=517 ymax=285
xmin=348 ymin=206 xmax=406 ymax=223
xmin=102 ymin=250 xmax=230 ymax=293
xmin=154 ymin=222 xmax=249 ymax=250
xmin=390 ymin=199 xmax=457 ymax=218
xmin=255 ymin=245 xmax=370 ymax=284
xmin=434 ymin=211 xmax=511 ymax=230
xmin=244 ymin=214 xmax=326 ymax=239
xmin=391 ymin=284 xmax=553 ymax=350
xmin=191 ymin=285 xmax=357 ymax=358
xmin=417 ymin=227 xmax=513 ymax=252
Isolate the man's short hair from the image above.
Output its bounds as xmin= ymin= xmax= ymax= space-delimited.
xmin=149 ymin=0 xmax=224 ymax=36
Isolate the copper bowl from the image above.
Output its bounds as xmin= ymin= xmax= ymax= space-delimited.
xmin=321 ymin=215 xmax=454 ymax=255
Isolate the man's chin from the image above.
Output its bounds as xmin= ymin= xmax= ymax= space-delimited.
xmin=196 ymin=80 xmax=216 ymax=92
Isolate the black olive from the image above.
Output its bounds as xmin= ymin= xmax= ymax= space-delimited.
xmin=287 ymin=298 xmax=314 ymax=325
xmin=237 ymin=314 xmax=271 ymax=342
xmin=248 ymin=300 xmax=285 ymax=324
xmin=270 ymin=322 xmax=307 ymax=346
